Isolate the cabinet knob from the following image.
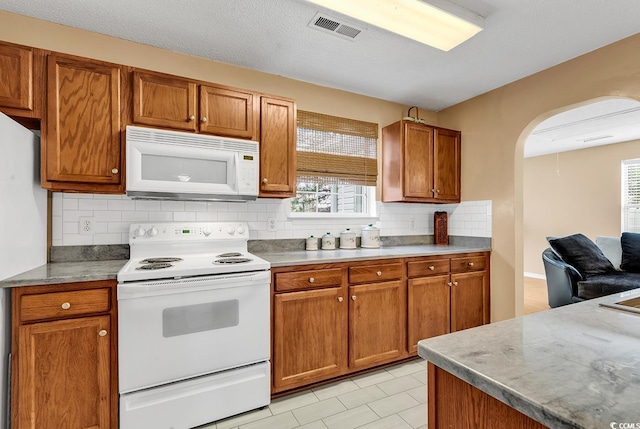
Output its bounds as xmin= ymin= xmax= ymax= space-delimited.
xmin=453 ymin=281 xmax=459 ymax=286
xmin=436 ymin=189 xmax=441 ymax=193
xmin=351 ymin=295 xmax=357 ymax=301
xmin=448 ymin=282 xmax=453 ymax=287
xmin=338 ymin=297 xmax=344 ymax=302
xmin=262 ymin=178 xmax=268 ymax=184
xmin=376 ymin=271 xmax=382 ymax=276
xmin=61 ymin=302 xmax=71 ymax=310
xmin=429 ymin=265 xmax=435 ymax=271
xmin=309 ymin=277 xmax=315 ymax=283
xmin=98 ymin=330 xmax=107 ymax=337
xmin=188 ymin=115 xmax=195 ymax=121
xmin=201 ymin=117 xmax=208 ymax=123
xmin=468 ymin=262 xmax=474 ymax=267
xmin=111 ymin=168 xmax=119 ymax=174
xmin=431 ymin=188 xmax=436 ymax=192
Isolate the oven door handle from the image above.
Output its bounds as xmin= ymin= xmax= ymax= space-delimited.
xmin=117 ymin=270 xmax=270 ymax=300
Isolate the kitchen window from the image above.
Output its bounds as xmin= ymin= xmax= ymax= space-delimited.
xmin=622 ymin=158 xmax=640 ymax=232
xmin=290 ymin=111 xmax=378 ymax=217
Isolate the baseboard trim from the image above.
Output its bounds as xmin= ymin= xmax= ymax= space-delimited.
xmin=524 ymin=272 xmax=546 ymax=280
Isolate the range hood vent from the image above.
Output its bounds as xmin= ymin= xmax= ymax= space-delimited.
xmin=309 ymin=12 xmax=362 ymax=40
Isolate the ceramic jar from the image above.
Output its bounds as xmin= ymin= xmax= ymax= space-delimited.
xmin=360 ymin=224 xmax=380 ymax=248
xmin=339 ymin=228 xmax=357 ymax=249
xmin=321 ymin=232 xmax=336 ymax=250
xmin=305 ymin=235 xmax=319 ymax=251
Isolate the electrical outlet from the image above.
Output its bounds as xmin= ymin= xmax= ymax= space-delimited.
xmin=267 ymin=218 xmax=276 ymax=231
xmin=410 ymin=218 xmax=416 ymax=229
xmin=79 ymin=217 xmax=94 ymax=235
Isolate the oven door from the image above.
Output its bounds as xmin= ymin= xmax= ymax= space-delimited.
xmin=118 ymin=271 xmax=270 ymax=393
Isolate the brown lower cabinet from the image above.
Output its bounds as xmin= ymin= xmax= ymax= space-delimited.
xmin=11 ymin=280 xmax=118 ymax=429
xmin=272 ymin=252 xmax=489 ymax=394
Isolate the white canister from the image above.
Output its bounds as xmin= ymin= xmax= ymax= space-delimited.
xmin=339 ymin=228 xmax=357 ymax=249
xmin=306 ymin=235 xmax=319 ymax=251
xmin=321 ymin=232 xmax=336 ymax=250
xmin=360 ymin=224 xmax=380 ymax=248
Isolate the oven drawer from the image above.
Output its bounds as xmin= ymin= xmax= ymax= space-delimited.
xmin=20 ymin=288 xmax=111 ymax=323
xmin=349 ymin=262 xmax=402 ymax=284
xmin=451 ymin=255 xmax=487 ymax=273
xmin=274 ymin=268 xmax=342 ymax=292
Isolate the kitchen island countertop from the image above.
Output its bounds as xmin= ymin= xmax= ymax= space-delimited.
xmin=418 ymin=290 xmax=640 ymax=428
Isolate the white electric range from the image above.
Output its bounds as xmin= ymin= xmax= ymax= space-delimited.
xmin=117 ymin=222 xmax=271 ymax=429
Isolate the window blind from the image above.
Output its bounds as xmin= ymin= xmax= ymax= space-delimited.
xmin=296 ymin=110 xmax=378 ymax=186
xmin=622 ymin=159 xmax=640 ymax=232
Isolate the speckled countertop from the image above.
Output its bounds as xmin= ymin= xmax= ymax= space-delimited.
xmin=0 ymin=260 xmax=127 ymax=288
xmin=418 ymin=291 xmax=640 ymax=429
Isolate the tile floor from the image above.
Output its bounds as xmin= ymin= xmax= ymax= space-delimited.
xmin=201 ymin=359 xmax=428 ymax=429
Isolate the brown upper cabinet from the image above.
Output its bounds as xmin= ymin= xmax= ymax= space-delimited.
xmin=43 ymin=53 xmax=124 ymax=193
xmin=382 ymin=120 xmax=461 ymax=203
xmin=259 ymin=96 xmax=296 ymax=198
xmin=0 ymin=41 xmax=44 ymax=120
xmin=131 ymin=70 xmax=258 ymax=140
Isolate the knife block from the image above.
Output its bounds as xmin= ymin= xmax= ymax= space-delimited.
xmin=434 ymin=211 xmax=449 ymax=245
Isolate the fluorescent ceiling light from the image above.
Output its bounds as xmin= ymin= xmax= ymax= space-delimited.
xmin=305 ymin=0 xmax=484 ymax=51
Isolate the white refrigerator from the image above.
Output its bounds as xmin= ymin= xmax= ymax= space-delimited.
xmin=0 ymin=112 xmax=48 ymax=428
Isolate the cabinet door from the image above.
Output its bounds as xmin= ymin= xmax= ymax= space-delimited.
xmin=16 ymin=315 xmax=111 ymax=429
xmin=0 ymin=42 xmax=33 ymax=111
xmin=45 ymin=55 xmax=121 ymax=186
xmin=403 ymin=122 xmax=434 ymax=199
xmin=199 ymin=85 xmax=257 ymax=139
xmin=259 ymin=96 xmax=296 ymax=197
xmin=273 ymin=287 xmax=347 ymax=392
xmin=132 ymin=71 xmax=197 ymax=131
xmin=451 ymin=271 xmax=489 ymax=332
xmin=433 ymin=128 xmax=461 ymax=202
xmin=349 ymin=281 xmax=405 ymax=369
xmin=407 ymin=275 xmax=450 ymax=353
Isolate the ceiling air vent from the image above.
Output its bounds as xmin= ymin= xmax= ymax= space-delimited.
xmin=308 ymin=12 xmax=363 ymax=41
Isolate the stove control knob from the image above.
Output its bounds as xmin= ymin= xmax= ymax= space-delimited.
xmin=148 ymin=227 xmax=159 ymax=237
xmin=203 ymin=227 xmax=212 ymax=236
xmin=134 ymin=227 xmax=146 ymax=237
xmin=226 ymin=226 xmax=236 ymax=235
xmin=237 ymin=225 xmax=246 ymax=235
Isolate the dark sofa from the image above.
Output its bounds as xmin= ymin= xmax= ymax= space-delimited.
xmin=542 ymin=233 xmax=640 ymax=308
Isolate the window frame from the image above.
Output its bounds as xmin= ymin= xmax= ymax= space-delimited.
xmin=622 ymin=158 xmax=640 ymax=233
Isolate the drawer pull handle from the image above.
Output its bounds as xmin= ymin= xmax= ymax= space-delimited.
xmin=98 ymin=330 xmax=107 ymax=337
xmin=468 ymin=262 xmax=474 ymax=267
xmin=351 ymin=295 xmax=357 ymax=301
xmin=309 ymin=277 xmax=315 ymax=283
xmin=376 ymin=271 xmax=382 ymax=276
xmin=429 ymin=266 xmax=435 ymax=271
xmin=61 ymin=302 xmax=71 ymax=310
xmin=338 ymin=297 xmax=343 ymax=302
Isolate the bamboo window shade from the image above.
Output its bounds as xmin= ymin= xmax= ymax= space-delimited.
xmin=297 ymin=110 xmax=378 ymax=187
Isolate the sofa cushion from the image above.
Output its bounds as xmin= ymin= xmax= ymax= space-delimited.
xmin=620 ymin=232 xmax=640 ymax=273
xmin=577 ymin=272 xmax=640 ymax=300
xmin=548 ymin=233 xmax=616 ymax=278
xmin=596 ymin=236 xmax=622 ymax=270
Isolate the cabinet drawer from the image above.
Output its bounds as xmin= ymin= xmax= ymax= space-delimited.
xmin=349 ymin=263 xmax=402 ymax=284
xmin=451 ymin=255 xmax=486 ymax=273
xmin=20 ymin=288 xmax=111 ymax=322
xmin=275 ymin=268 xmax=342 ymax=292
xmin=407 ymin=259 xmax=450 ymax=278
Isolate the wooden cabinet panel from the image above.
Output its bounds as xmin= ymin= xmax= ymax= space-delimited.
xmin=451 ymin=271 xmax=489 ymax=332
xmin=273 ymin=287 xmax=347 ymax=391
xmin=349 ymin=280 xmax=405 ymax=369
xmin=274 ymin=268 xmax=342 ymax=292
xmin=451 ymin=255 xmax=487 ymax=273
xmin=404 ymin=122 xmax=434 ymax=198
xmin=17 ymin=315 xmax=112 ymax=429
xmin=132 ymin=71 xmax=197 ymax=131
xmin=0 ymin=42 xmax=33 ymax=111
xmin=433 ymin=128 xmax=461 ymax=202
xmin=348 ymin=262 xmax=403 ymax=284
xmin=407 ymin=259 xmax=450 ymax=278
xmin=259 ymin=96 xmax=296 ymax=197
xmin=199 ymin=85 xmax=256 ymax=139
xmin=407 ymin=275 xmax=450 ymax=353
xmin=20 ymin=288 xmax=111 ymax=323
xmin=44 ymin=54 xmax=122 ymax=189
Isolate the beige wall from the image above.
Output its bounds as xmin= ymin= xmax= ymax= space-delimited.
xmin=3 ymin=10 xmax=640 ymax=321
xmin=523 ymin=139 xmax=640 ymax=275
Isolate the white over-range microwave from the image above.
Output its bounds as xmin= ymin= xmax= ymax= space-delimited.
xmin=126 ymin=126 xmax=259 ymax=202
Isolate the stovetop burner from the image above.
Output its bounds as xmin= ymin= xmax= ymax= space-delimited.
xmin=136 ymin=263 xmax=175 ymax=270
xmin=214 ymin=258 xmax=253 ymax=264
xmin=140 ymin=257 xmax=183 ymax=264
xmin=217 ymin=252 xmax=243 ymax=258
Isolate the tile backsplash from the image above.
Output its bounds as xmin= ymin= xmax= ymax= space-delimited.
xmin=51 ymin=193 xmax=492 ymax=246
